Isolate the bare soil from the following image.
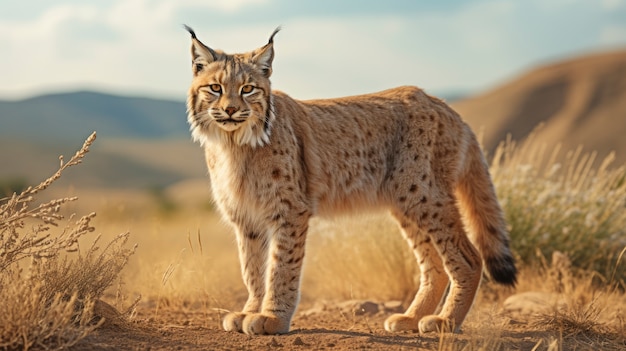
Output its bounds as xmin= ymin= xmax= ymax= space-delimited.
xmin=70 ymin=297 xmax=620 ymax=351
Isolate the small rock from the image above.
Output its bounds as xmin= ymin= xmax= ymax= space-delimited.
xmin=339 ymin=300 xmax=380 ymax=315
xmin=267 ymin=337 xmax=283 ymax=347
xmin=299 ymin=301 xmax=329 ymax=317
xmin=383 ymin=300 xmax=404 ymax=313
xmin=503 ymin=291 xmax=565 ymax=318
xmin=358 ymin=301 xmax=380 ymax=315
xmin=93 ymin=299 xmax=129 ymax=330
xmin=293 ymin=336 xmax=308 ymax=346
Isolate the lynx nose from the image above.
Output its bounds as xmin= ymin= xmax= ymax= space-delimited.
xmin=224 ymin=106 xmax=239 ymax=117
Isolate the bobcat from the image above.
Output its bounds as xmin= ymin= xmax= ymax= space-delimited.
xmin=184 ymin=26 xmax=516 ymax=335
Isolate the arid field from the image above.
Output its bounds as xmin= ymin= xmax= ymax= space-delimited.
xmin=2 ymin=131 xmax=625 ymax=351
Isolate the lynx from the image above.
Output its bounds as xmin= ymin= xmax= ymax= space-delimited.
xmin=184 ymin=26 xmax=517 ymax=335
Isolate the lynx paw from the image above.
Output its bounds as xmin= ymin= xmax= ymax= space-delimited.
xmin=418 ymin=315 xmax=455 ymax=334
xmin=384 ymin=314 xmax=419 ymax=332
xmin=222 ymin=312 xmax=247 ymax=332
xmin=242 ymin=313 xmax=290 ymax=335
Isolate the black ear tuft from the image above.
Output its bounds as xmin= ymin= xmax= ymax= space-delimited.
xmin=268 ymin=26 xmax=281 ymax=44
xmin=183 ymin=24 xmax=197 ymax=39
xmin=185 ymin=25 xmax=218 ymax=74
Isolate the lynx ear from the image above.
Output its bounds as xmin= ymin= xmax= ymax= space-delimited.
xmin=251 ymin=27 xmax=280 ymax=78
xmin=184 ymin=25 xmax=218 ymax=76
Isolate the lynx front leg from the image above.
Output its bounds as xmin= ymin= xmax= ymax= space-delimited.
xmin=242 ymin=213 xmax=310 ymax=335
xmin=223 ymin=227 xmax=269 ymax=333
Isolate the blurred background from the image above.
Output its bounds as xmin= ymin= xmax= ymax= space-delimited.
xmin=1 ymin=0 xmax=625 ymax=194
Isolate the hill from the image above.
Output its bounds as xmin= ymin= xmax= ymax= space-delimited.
xmin=0 ymin=137 xmax=206 ymax=191
xmin=0 ymin=91 xmax=189 ymax=140
xmin=452 ymin=49 xmax=626 ymax=165
xmin=0 ymin=91 xmax=205 ymax=190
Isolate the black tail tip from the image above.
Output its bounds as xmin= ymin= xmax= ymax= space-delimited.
xmin=486 ymin=255 xmax=518 ymax=287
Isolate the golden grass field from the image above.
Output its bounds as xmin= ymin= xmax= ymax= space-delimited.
xmin=2 ymin=131 xmax=625 ymax=350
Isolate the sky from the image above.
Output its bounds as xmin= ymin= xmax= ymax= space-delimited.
xmin=0 ymin=0 xmax=625 ymax=101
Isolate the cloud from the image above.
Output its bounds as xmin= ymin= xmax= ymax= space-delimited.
xmin=200 ymin=0 xmax=269 ymax=13
xmin=601 ymin=25 xmax=626 ymax=44
xmin=602 ymin=0 xmax=625 ymax=10
xmin=0 ymin=0 xmax=625 ymax=100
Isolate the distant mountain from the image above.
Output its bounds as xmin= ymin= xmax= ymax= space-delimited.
xmin=0 ymin=91 xmax=189 ymax=140
xmin=0 ymin=91 xmax=203 ymax=190
xmin=2 ymin=49 xmax=625 ymax=191
xmin=0 ymin=136 xmax=206 ymax=191
xmin=453 ymin=49 xmax=626 ymax=165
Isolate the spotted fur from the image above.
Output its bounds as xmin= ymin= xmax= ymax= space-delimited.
xmin=184 ymin=26 xmax=516 ymax=336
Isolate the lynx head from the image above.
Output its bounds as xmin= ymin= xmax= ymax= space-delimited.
xmin=185 ymin=25 xmax=279 ymax=148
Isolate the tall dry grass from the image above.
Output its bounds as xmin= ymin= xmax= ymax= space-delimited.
xmin=0 ymin=132 xmax=135 ymax=350
xmin=490 ymin=131 xmax=626 ymax=281
xmin=92 ymin=207 xmax=243 ymax=318
xmin=467 ymin=250 xmax=626 ymax=350
xmin=302 ymin=215 xmax=418 ymax=303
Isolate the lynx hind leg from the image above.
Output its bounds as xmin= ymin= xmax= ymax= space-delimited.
xmin=385 ymin=217 xmax=449 ymax=333
xmin=417 ymin=200 xmax=483 ymax=333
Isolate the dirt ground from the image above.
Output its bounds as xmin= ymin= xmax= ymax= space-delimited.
xmin=70 ymin=296 xmax=618 ymax=351
xmin=61 ymin=208 xmax=624 ymax=351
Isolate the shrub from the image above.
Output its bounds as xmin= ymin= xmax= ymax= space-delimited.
xmin=0 ymin=132 xmax=136 ymax=350
xmin=489 ymin=131 xmax=626 ymax=282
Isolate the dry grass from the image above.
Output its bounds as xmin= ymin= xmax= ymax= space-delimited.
xmin=464 ymin=258 xmax=626 ymax=350
xmin=302 ymin=214 xmax=419 ymax=303
xmin=525 ymin=253 xmax=626 ymax=349
xmin=0 ymin=132 xmax=135 ymax=350
xmin=489 ymin=128 xmax=626 ymax=280
xmin=90 ymin=208 xmax=243 ymax=316
xmin=7 ymin=129 xmax=622 ymax=349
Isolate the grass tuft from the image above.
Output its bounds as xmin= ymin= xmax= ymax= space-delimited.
xmin=489 ymin=129 xmax=626 ymax=281
xmin=0 ymin=132 xmax=136 ymax=350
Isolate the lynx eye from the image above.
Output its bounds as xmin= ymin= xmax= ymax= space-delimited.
xmin=209 ymin=84 xmax=222 ymax=94
xmin=241 ymin=85 xmax=254 ymax=95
